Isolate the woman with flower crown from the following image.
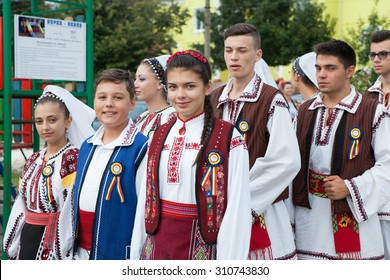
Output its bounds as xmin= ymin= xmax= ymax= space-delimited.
xmin=134 ymin=55 xmax=177 ymax=138
xmin=3 ymin=85 xmax=95 ymax=260
xmin=131 ymin=50 xmax=251 ymax=260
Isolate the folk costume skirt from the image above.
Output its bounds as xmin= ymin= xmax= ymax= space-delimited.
xmin=141 ymin=200 xmax=217 ymax=260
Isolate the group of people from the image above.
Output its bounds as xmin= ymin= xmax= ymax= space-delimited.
xmin=3 ymin=23 xmax=390 ymax=260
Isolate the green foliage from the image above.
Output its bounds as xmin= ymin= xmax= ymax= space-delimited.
xmin=351 ymin=68 xmax=378 ymax=94
xmin=209 ymin=0 xmax=335 ymax=69
xmin=67 ymin=0 xmax=189 ymax=77
xmin=345 ymin=3 xmax=390 ymax=67
xmin=93 ymin=0 xmax=189 ymax=76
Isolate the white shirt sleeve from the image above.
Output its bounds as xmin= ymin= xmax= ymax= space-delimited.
xmin=217 ymin=129 xmax=251 ymax=259
xmin=249 ymin=94 xmax=301 ymax=214
xmin=346 ymin=104 xmax=390 ymax=222
xmin=131 ymin=153 xmax=149 ymax=259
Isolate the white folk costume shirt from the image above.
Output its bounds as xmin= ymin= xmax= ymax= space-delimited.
xmin=131 ymin=113 xmax=252 ymax=260
xmin=295 ymin=87 xmax=390 ymax=259
xmin=135 ymin=106 xmax=177 ymax=138
xmin=288 ymin=101 xmax=298 ymax=121
xmin=3 ymin=143 xmax=77 ymax=259
xmin=216 ymin=74 xmax=300 ymax=259
xmin=74 ymin=119 xmax=146 ymax=259
xmin=367 ymin=76 xmax=390 ymax=259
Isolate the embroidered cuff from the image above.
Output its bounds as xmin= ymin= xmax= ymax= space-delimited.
xmin=345 ymin=179 xmax=368 ymax=223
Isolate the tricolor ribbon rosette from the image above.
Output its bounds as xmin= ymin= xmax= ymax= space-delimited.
xmin=237 ymin=119 xmax=250 ymax=142
xmin=42 ymin=164 xmax=55 ymax=203
xmin=201 ymin=150 xmax=223 ymax=196
xmin=348 ymin=127 xmax=362 ymax=160
xmin=106 ymin=162 xmax=125 ymax=203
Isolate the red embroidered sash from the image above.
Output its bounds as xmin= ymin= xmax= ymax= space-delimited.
xmin=161 ymin=199 xmax=198 ymax=219
xmin=250 ymin=211 xmax=272 ymax=259
xmin=26 ymin=210 xmax=60 ymax=251
xmin=78 ymin=209 xmax=95 ymax=251
xmin=309 ymin=170 xmax=361 ymax=258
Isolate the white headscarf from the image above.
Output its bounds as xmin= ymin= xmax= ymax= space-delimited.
xmin=254 ymin=58 xmax=278 ymax=88
xmin=40 ymin=85 xmax=96 ymax=148
xmin=144 ymin=54 xmax=171 ymax=92
xmin=293 ymin=52 xmax=318 ymax=88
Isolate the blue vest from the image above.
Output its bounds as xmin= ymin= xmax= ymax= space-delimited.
xmin=73 ymin=132 xmax=148 ymax=259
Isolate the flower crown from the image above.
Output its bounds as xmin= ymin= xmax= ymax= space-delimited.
xmin=167 ymin=50 xmax=208 ymax=64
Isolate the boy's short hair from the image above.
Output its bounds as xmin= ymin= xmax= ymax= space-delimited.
xmin=314 ymin=39 xmax=356 ymax=69
xmin=371 ymin=30 xmax=390 ymax=43
xmin=224 ymin=23 xmax=261 ymax=49
xmin=94 ymin=68 xmax=135 ymax=99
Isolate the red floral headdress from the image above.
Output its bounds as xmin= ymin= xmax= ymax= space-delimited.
xmin=167 ymin=50 xmax=207 ymax=64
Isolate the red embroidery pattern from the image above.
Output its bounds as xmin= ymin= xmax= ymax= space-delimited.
xmin=315 ymin=108 xmax=340 ymax=146
xmin=60 ymin=148 xmax=78 ymax=178
xmin=268 ymin=99 xmax=289 ymax=120
xmin=167 ymin=136 xmax=185 ymax=184
xmin=230 ymin=136 xmax=246 ymax=150
xmin=162 ymin=144 xmax=169 ymax=151
xmin=228 ymin=100 xmax=241 ymax=125
xmin=30 ymin=162 xmax=45 ymax=210
xmin=163 ymin=143 xmax=201 ymax=151
xmin=145 ymin=156 xmax=158 ymax=221
xmin=338 ymin=93 xmax=360 ymax=110
xmin=372 ymin=111 xmax=390 ymax=134
xmin=190 ymin=220 xmax=217 ymax=260
xmin=348 ymin=179 xmax=368 ymax=221
xmin=185 ymin=143 xmax=201 ymax=150
xmin=20 ymin=152 xmax=40 ymax=178
xmin=241 ymin=75 xmax=262 ymax=100
xmin=122 ymin=123 xmax=137 ymax=145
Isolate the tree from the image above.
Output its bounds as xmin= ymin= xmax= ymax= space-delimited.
xmin=68 ymin=0 xmax=190 ymax=76
xmin=345 ymin=1 xmax=390 ymax=93
xmin=209 ymin=0 xmax=335 ymax=70
xmin=345 ymin=2 xmax=390 ymax=67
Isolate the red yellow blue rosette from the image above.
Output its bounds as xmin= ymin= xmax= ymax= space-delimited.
xmin=147 ymin=130 xmax=155 ymax=139
xmin=42 ymin=164 xmax=55 ymax=203
xmin=201 ymin=150 xmax=223 ymax=196
xmin=106 ymin=162 xmax=125 ymax=203
xmin=237 ymin=119 xmax=250 ymax=142
xmin=349 ymin=127 xmax=362 ymax=160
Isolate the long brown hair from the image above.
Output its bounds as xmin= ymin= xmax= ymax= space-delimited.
xmin=166 ymin=50 xmax=215 ymax=164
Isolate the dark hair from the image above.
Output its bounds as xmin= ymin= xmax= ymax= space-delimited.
xmin=292 ymin=58 xmax=317 ymax=88
xmin=166 ymin=50 xmax=214 ymax=164
xmin=94 ymin=68 xmax=135 ymax=100
xmin=301 ymin=75 xmax=316 ymax=88
xmin=224 ymin=23 xmax=261 ymax=49
xmin=371 ymin=30 xmax=390 ymax=43
xmin=314 ymin=39 xmax=356 ymax=69
xmin=140 ymin=59 xmax=168 ymax=97
xmin=282 ymin=81 xmax=292 ymax=90
xmin=35 ymin=95 xmax=70 ymax=119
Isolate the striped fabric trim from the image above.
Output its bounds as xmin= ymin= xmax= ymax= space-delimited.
xmin=161 ymin=199 xmax=198 ymax=219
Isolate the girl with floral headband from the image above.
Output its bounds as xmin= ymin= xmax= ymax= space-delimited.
xmin=3 ymin=85 xmax=95 ymax=260
xmin=131 ymin=50 xmax=251 ymax=260
xmin=134 ymin=54 xmax=177 ymax=138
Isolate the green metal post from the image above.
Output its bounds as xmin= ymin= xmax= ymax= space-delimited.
xmin=86 ymin=0 xmax=94 ymax=107
xmin=31 ymin=0 xmax=39 ymax=14
xmin=31 ymin=0 xmax=40 ymax=152
xmin=2 ymin=0 xmax=12 ymax=260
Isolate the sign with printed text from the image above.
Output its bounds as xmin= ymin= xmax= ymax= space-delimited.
xmin=14 ymin=15 xmax=86 ymax=81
